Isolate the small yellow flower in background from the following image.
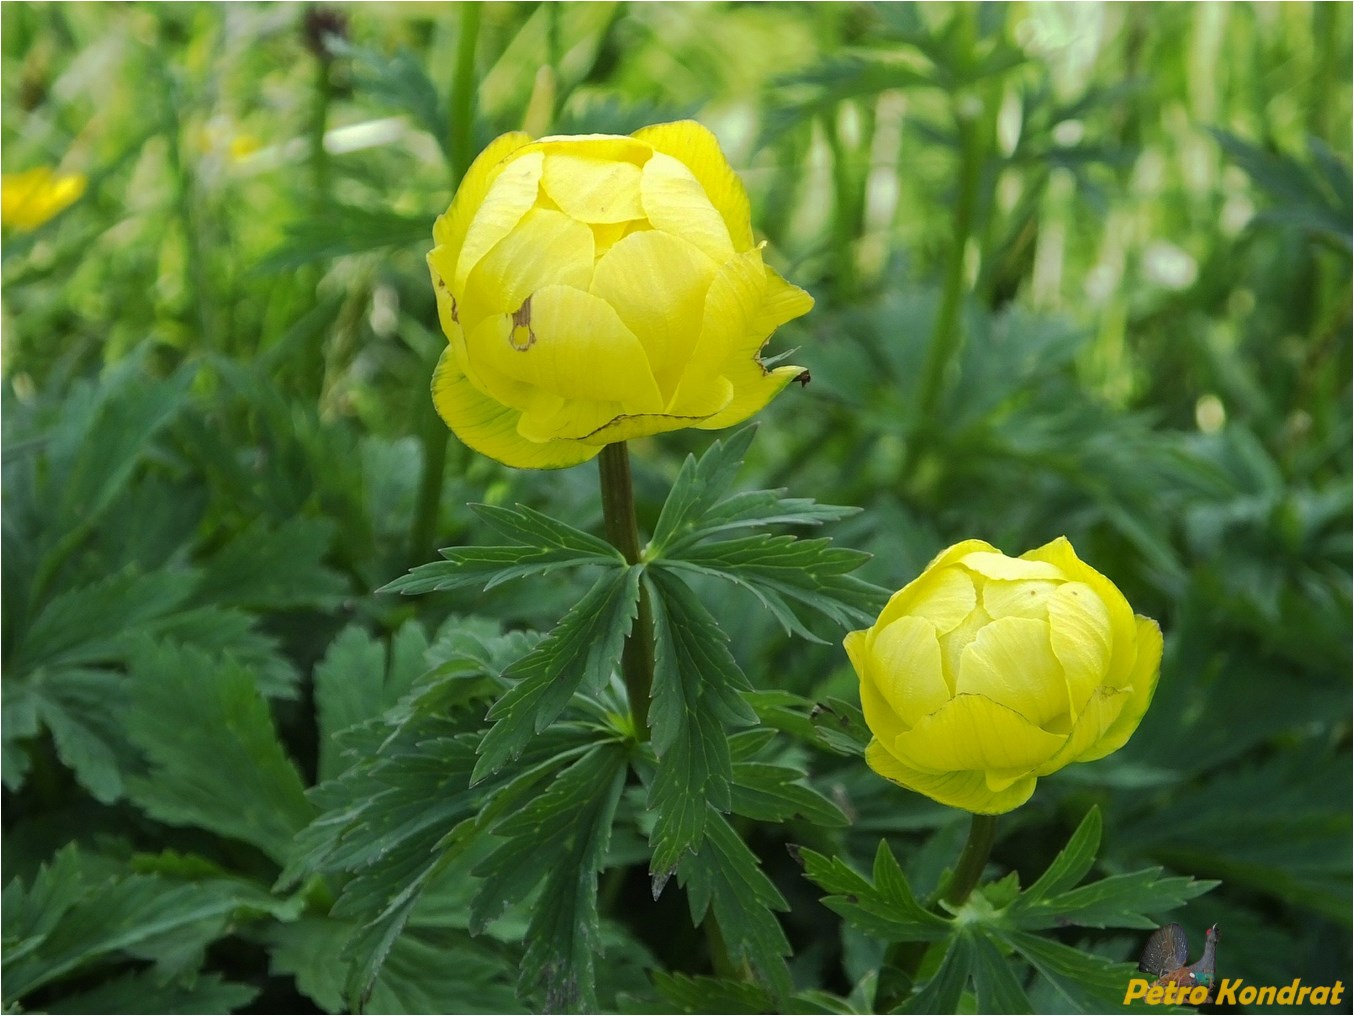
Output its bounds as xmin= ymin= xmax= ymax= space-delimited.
xmin=845 ymin=537 xmax=1163 ymax=814
xmin=1 ymin=167 xmax=86 ymax=231
xmin=427 ymin=120 xmax=813 ymax=469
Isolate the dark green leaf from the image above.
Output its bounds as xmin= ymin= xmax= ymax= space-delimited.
xmin=730 ymin=761 xmax=848 ymax=828
xmin=645 ymin=568 xmax=757 ymax=879
xmin=649 ymin=426 xmax=760 ymax=553
xmin=1016 ymin=869 xmax=1219 ymax=931
xmin=796 ymin=840 xmax=950 ymax=943
xmin=43 ymin=970 xmax=258 ymax=1014
xmin=471 ymin=744 xmax=628 ymax=1012
xmin=473 ymin=565 xmax=640 ymax=783
xmin=652 ymin=972 xmax=776 ymax=1014
xmin=664 ymin=535 xmax=881 ymax=641
xmin=192 ymin=516 xmax=345 ymax=611
xmin=1017 ymin=807 xmax=1102 ymax=907
xmin=678 ymin=808 xmax=793 ymax=998
xmin=313 ymin=622 xmax=429 ymax=782
xmin=970 ymin=930 xmax=1033 ymax=1014
xmin=123 ymin=640 xmax=312 ymax=865
xmin=896 ymin=932 xmax=974 ymax=1014
xmin=1002 ymin=930 xmax=1142 ymax=1013
xmin=380 ymin=503 xmax=621 ymax=596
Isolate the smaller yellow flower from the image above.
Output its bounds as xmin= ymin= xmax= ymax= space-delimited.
xmin=1 ymin=167 xmax=86 ymax=231
xmin=845 ymin=537 xmax=1163 ymax=814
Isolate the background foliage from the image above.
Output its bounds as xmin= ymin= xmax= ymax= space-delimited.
xmin=3 ymin=2 xmax=1349 ymax=1013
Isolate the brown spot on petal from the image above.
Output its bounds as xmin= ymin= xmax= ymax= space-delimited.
xmin=795 ymin=369 xmax=811 ymax=388
xmin=509 ymin=295 xmax=535 ymax=351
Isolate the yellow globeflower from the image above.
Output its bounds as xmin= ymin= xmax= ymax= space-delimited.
xmin=1 ymin=167 xmax=86 ymax=231
xmin=845 ymin=537 xmax=1163 ymax=814
xmin=427 ymin=121 xmax=813 ymax=469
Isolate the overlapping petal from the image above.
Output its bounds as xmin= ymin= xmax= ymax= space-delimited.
xmin=847 ymin=537 xmax=1163 ymax=815
xmin=428 ymin=122 xmax=810 ymax=469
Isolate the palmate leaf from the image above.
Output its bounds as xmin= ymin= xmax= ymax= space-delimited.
xmin=1010 ymin=808 xmax=1218 ymax=931
xmin=1001 ymin=931 xmax=1145 ymax=1014
xmin=42 ymin=970 xmax=258 ymax=1015
xmin=677 ymin=808 xmax=793 ymax=998
xmin=662 ymin=535 xmax=881 ymax=642
xmin=269 ymin=917 xmax=518 ymax=1016
xmin=471 ymin=743 xmax=628 ymax=1013
xmin=644 ymin=567 xmax=757 ymax=881
xmin=795 ymin=840 xmax=950 ymax=944
xmin=897 ymin=931 xmax=975 ymax=1014
xmin=2 ymin=844 xmax=280 ymax=1007
xmin=313 ymin=621 xmax=428 ymax=782
xmin=472 ymin=564 xmax=640 ymax=783
xmin=122 ymin=640 xmax=312 ymax=866
xmin=380 ymin=502 xmax=622 ymax=595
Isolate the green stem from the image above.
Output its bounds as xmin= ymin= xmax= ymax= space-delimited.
xmin=597 ymin=442 xmax=654 ymax=738
xmin=448 ymin=2 xmax=482 ymax=184
xmin=409 ymin=4 xmax=481 ymax=563
xmin=905 ymin=95 xmax=986 ymax=469
xmin=938 ymin=812 xmax=998 ymax=908
xmin=880 ymin=813 xmax=998 ymax=1008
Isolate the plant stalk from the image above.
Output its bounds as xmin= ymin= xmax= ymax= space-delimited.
xmin=598 ymin=442 xmax=654 ymax=738
xmin=939 ymin=812 xmax=998 ymax=907
xmin=408 ymin=4 xmax=481 ymax=563
xmin=880 ymin=812 xmax=998 ymax=1008
xmin=906 ymin=95 xmax=986 ymax=466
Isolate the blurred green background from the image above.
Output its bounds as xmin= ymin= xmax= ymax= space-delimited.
xmin=3 ymin=3 xmax=1350 ymax=1013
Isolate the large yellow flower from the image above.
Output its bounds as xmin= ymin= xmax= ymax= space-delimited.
xmin=845 ymin=537 xmax=1163 ymax=814
xmin=427 ymin=121 xmax=813 ymax=469
xmin=1 ymin=168 xmax=86 ymax=232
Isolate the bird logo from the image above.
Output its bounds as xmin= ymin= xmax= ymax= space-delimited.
xmin=1138 ymin=923 xmax=1220 ymax=1003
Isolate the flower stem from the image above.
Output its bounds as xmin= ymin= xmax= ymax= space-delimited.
xmin=598 ymin=442 xmax=654 ymax=738
xmin=408 ymin=4 xmax=481 ymax=564
xmin=939 ymin=812 xmax=998 ymax=907
xmin=448 ymin=2 xmax=482 ymax=184
xmin=879 ymin=812 xmax=998 ymax=1008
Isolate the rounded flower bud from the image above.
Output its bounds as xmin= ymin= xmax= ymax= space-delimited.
xmin=427 ymin=121 xmax=813 ymax=469
xmin=845 ymin=537 xmax=1163 ymax=814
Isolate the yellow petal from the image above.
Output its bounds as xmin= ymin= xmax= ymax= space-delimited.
xmin=902 ymin=566 xmax=979 ymax=635
xmin=454 ymin=149 xmax=545 ymax=291
xmin=580 ymin=409 xmax=723 ymax=446
xmin=517 ymin=396 xmax=622 ymax=444
xmin=632 ymin=119 xmax=755 ymax=251
xmin=669 ymin=248 xmax=808 ymax=429
xmin=458 ymin=206 xmax=595 ymax=334
xmin=891 ymin=693 xmax=1066 ymax=776
xmin=870 ymin=616 xmax=952 ymax=726
xmin=432 ymin=131 xmax=533 ymax=262
xmin=590 ymin=229 xmax=718 ymax=398
xmin=958 ymin=550 xmax=1066 ymax=582
xmin=1032 ymin=684 xmax=1130 ymax=775
xmin=468 ymin=285 xmax=664 ymax=412
xmin=427 ymin=256 xmax=462 ymax=342
xmin=541 ymin=151 xmax=645 ymax=223
xmin=981 ymin=579 xmax=1059 ymax=620
xmin=957 ymin=616 xmax=1071 ymax=730
xmin=748 ymin=266 xmax=814 ymax=351
xmin=692 ymin=363 xmax=805 ymax=430
xmin=1021 ymin=536 xmax=1139 ymax=688
xmin=431 ymin=347 xmax=599 ymax=469
xmin=1078 ymin=616 xmax=1163 ymax=762
xmin=1 ymin=167 xmax=86 ymax=231
xmin=1045 ymin=582 xmax=1113 ymax=714
xmin=875 ymin=540 xmax=999 ymax=631
xmin=535 ymin=133 xmax=651 ymax=165
xmin=640 ymin=151 xmax=734 ymax=263
xmin=865 ymin=739 xmax=1038 ymax=815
